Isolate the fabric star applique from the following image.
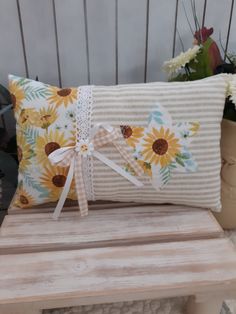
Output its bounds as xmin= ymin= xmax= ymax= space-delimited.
xmin=121 ymin=103 xmax=200 ymax=190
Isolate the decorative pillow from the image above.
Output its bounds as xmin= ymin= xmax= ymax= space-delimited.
xmin=9 ymin=74 xmax=235 ymax=214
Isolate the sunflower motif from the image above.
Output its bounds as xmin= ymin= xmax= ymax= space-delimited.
xmin=40 ymin=164 xmax=76 ymax=201
xmin=15 ymin=186 xmax=35 ymax=208
xmin=19 ymin=108 xmax=40 ymax=126
xmin=120 ymin=126 xmax=144 ymax=148
xmin=47 ymin=86 xmax=77 ymax=107
xmin=37 ymin=105 xmax=58 ymax=129
xmin=137 ymin=160 xmax=152 ymax=177
xmin=141 ymin=126 xmax=181 ymax=168
xmin=125 ymin=160 xmax=152 ymax=177
xmin=190 ymin=122 xmax=200 ymax=135
xmin=17 ymin=131 xmax=33 ymax=171
xmin=36 ymin=130 xmax=69 ymax=166
xmin=9 ymin=80 xmax=25 ymax=113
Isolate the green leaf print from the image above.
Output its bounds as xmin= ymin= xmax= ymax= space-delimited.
xmin=24 ymin=172 xmax=49 ymax=197
xmin=160 ymin=163 xmax=177 ymax=186
xmin=24 ymin=85 xmax=51 ymax=101
xmin=23 ymin=127 xmax=39 ymax=146
xmin=17 ymin=77 xmax=31 ymax=87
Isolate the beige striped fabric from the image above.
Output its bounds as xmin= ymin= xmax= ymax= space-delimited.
xmin=90 ymin=75 xmax=230 ymax=212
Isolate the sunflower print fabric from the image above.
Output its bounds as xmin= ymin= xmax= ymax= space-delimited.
xmin=122 ymin=103 xmax=200 ymax=190
xmin=9 ymin=75 xmax=78 ymax=208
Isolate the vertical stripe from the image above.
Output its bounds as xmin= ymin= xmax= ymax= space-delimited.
xmin=144 ymin=0 xmax=150 ymax=83
xmin=224 ymin=0 xmax=235 ymax=61
xmin=52 ymin=0 xmax=62 ymax=87
xmin=84 ymin=0 xmax=91 ymax=85
xmin=16 ymin=0 xmax=29 ymax=78
xmin=172 ymin=0 xmax=179 ymax=58
xmin=202 ymin=0 xmax=207 ymax=28
xmin=115 ymin=0 xmax=119 ymax=84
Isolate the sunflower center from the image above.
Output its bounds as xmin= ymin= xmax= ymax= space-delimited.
xmin=52 ymin=175 xmax=66 ymax=187
xmin=57 ymin=88 xmax=72 ymax=97
xmin=45 ymin=142 xmax=60 ymax=156
xmin=152 ymin=138 xmax=168 ymax=155
xmin=11 ymin=93 xmax=16 ymax=108
xmin=20 ymin=195 xmax=29 ymax=205
xmin=120 ymin=126 xmax=133 ymax=138
xmin=17 ymin=146 xmax=23 ymax=163
xmin=41 ymin=114 xmax=51 ymax=122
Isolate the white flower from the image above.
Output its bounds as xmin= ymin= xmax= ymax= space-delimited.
xmin=228 ymin=52 xmax=236 ymax=66
xmin=226 ymin=75 xmax=236 ymax=108
xmin=163 ymin=45 xmax=201 ymax=75
xmin=75 ymin=139 xmax=94 ymax=157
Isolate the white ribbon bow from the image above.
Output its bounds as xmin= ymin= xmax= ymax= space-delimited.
xmin=48 ymin=124 xmax=143 ymax=219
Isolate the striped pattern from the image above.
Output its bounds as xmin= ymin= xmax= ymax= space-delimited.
xmin=75 ymin=155 xmax=88 ymax=217
xmin=91 ymin=75 xmax=229 ymax=211
xmin=93 ymin=128 xmax=143 ymax=177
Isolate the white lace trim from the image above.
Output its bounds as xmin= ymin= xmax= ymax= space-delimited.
xmin=76 ymin=86 xmax=95 ymax=201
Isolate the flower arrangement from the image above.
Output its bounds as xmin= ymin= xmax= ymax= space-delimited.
xmin=163 ymin=26 xmax=225 ymax=81
xmin=163 ymin=23 xmax=236 ymax=121
xmin=163 ymin=45 xmax=201 ymax=77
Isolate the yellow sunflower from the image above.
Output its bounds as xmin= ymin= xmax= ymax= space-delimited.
xmin=47 ymin=86 xmax=77 ymax=107
xmin=190 ymin=122 xmax=200 ymax=135
xmin=40 ymin=164 xmax=76 ymax=201
xmin=137 ymin=160 xmax=152 ymax=177
xmin=37 ymin=105 xmax=58 ymax=129
xmin=141 ymin=126 xmax=181 ymax=168
xmin=15 ymin=187 xmax=35 ymax=208
xmin=17 ymin=132 xmax=33 ymax=171
xmin=19 ymin=108 xmax=40 ymax=127
xmin=36 ymin=130 xmax=68 ymax=166
xmin=9 ymin=80 xmax=25 ymax=113
xmin=120 ymin=126 xmax=144 ymax=148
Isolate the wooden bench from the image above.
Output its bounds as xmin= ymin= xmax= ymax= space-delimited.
xmin=0 ymin=203 xmax=236 ymax=314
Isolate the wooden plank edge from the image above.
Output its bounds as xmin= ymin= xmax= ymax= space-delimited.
xmin=8 ymin=201 xmax=147 ymax=215
xmin=0 ymin=281 xmax=236 ymax=307
xmin=0 ymin=230 xmax=225 ymax=255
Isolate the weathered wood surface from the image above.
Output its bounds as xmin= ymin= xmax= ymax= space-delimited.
xmin=7 ymin=199 xmax=145 ymax=215
xmin=0 ymin=238 xmax=236 ymax=306
xmin=0 ymin=206 xmax=223 ymax=254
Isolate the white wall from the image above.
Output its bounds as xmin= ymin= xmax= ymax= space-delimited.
xmin=0 ymin=0 xmax=235 ymax=130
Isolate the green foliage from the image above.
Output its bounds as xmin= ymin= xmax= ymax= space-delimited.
xmin=175 ymin=151 xmax=197 ymax=171
xmin=17 ymin=77 xmax=30 ymax=87
xmin=170 ymin=38 xmax=214 ymax=82
xmin=23 ymin=127 xmax=39 ymax=146
xmin=148 ymin=111 xmax=164 ymax=124
xmin=24 ymin=172 xmax=49 ymax=198
xmin=24 ymin=85 xmax=51 ymax=101
xmin=188 ymin=38 xmax=213 ymax=79
xmin=160 ymin=163 xmax=177 ymax=186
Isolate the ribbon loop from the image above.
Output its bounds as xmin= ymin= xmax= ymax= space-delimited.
xmin=48 ymin=124 xmax=143 ymax=219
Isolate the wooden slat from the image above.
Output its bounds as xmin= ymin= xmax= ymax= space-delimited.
xmin=0 ymin=205 xmax=223 ymax=254
xmin=174 ymin=0 xmax=206 ymax=56
xmin=117 ymin=0 xmax=147 ymax=83
xmin=146 ymin=0 xmax=177 ymax=82
xmin=0 ymin=238 xmax=236 ymax=305
xmin=86 ymin=0 xmax=116 ymax=85
xmin=19 ymin=0 xmax=59 ymax=85
xmin=54 ymin=0 xmax=89 ymax=86
xmin=0 ymin=0 xmax=26 ymax=135
xmin=0 ymin=0 xmax=26 ymax=86
xmin=8 ymin=200 xmax=145 ymax=214
xmin=225 ymin=0 xmax=235 ymax=59
xmin=204 ymin=0 xmax=233 ymax=56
